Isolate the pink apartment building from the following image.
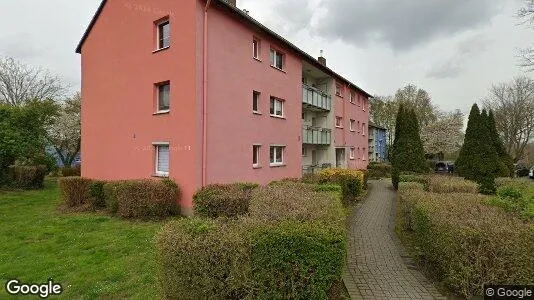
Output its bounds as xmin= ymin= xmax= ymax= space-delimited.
xmin=76 ymin=0 xmax=372 ymax=214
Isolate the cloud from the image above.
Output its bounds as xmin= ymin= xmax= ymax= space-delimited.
xmin=426 ymin=34 xmax=493 ymax=79
xmin=306 ymin=0 xmax=505 ymax=51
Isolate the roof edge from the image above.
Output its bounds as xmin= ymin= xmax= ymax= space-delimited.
xmin=75 ymin=0 xmax=107 ymax=54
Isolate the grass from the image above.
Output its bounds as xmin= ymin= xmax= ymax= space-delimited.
xmin=0 ymin=179 xmax=168 ymax=299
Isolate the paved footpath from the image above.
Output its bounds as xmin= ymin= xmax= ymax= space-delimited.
xmin=343 ymin=180 xmax=446 ymax=300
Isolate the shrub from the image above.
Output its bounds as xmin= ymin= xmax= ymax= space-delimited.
xmin=193 ymin=183 xmax=258 ymax=218
xmin=313 ymin=183 xmax=342 ymax=193
xmin=486 ymin=182 xmax=534 ymax=220
xmin=250 ymin=220 xmax=346 ymax=299
xmin=316 ymin=168 xmax=364 ymax=204
xmin=427 ymin=176 xmax=478 ymax=194
xmin=88 ymin=181 xmax=106 ymax=209
xmin=249 ymin=182 xmax=345 ymax=224
xmin=398 ymin=189 xmax=534 ymax=298
xmin=156 ymin=218 xmax=252 ymax=299
xmin=367 ymin=162 xmax=392 ymax=179
xmin=398 ymin=182 xmax=425 ymax=191
xmin=301 ymin=173 xmax=321 ymax=184
xmin=8 ymin=165 xmax=47 ymax=189
xmin=105 ymin=179 xmax=180 ymax=219
xmin=59 ymin=177 xmax=93 ymax=207
xmin=399 ymin=173 xmax=429 ymax=190
xmin=156 ymin=183 xmax=347 ymax=299
xmin=61 ymin=165 xmax=81 ymax=177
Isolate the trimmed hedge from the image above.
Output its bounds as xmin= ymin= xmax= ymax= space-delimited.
xmin=8 ymin=165 xmax=47 ymax=189
xmin=61 ymin=165 xmax=81 ymax=177
xmin=156 ymin=183 xmax=347 ymax=299
xmin=399 ymin=173 xmax=429 ymax=190
xmin=367 ymin=163 xmax=392 ymax=179
xmin=398 ymin=186 xmax=534 ymax=298
xmin=427 ymin=176 xmax=478 ymax=194
xmin=317 ymin=168 xmax=365 ymax=204
xmin=59 ymin=177 xmax=93 ymax=208
xmin=193 ymin=183 xmax=258 ymax=218
xmin=103 ymin=179 xmax=180 ymax=219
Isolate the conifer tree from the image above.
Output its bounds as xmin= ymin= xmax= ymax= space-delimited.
xmin=487 ymin=110 xmax=514 ymax=177
xmin=456 ymin=104 xmax=499 ymax=194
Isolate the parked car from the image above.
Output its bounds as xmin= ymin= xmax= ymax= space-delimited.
xmin=434 ymin=161 xmax=454 ymax=174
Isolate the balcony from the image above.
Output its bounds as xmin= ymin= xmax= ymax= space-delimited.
xmin=302 ymin=126 xmax=331 ymax=145
xmin=302 ymin=84 xmax=331 ymax=111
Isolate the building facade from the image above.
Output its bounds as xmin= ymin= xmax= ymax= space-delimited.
xmin=76 ymin=0 xmax=372 ymax=213
xmin=368 ymin=123 xmax=387 ymax=163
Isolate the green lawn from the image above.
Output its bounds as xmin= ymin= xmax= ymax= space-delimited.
xmin=0 ymin=179 xmax=169 ymax=299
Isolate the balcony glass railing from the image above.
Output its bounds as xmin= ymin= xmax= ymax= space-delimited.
xmin=302 ymin=126 xmax=332 ymax=145
xmin=302 ymin=84 xmax=331 ymax=111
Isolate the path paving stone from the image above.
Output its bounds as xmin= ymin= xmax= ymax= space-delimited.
xmin=343 ymin=180 xmax=446 ymax=300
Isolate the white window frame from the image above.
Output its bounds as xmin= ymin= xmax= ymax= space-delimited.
xmin=253 ymin=144 xmax=261 ymax=168
xmin=349 ymin=92 xmax=355 ymax=103
xmin=350 ymin=147 xmax=355 ymax=160
xmin=253 ymin=91 xmax=261 ymax=113
xmin=335 ymin=116 xmax=343 ymax=128
xmin=302 ymin=146 xmax=308 ymax=157
xmin=156 ymin=82 xmax=170 ymax=113
xmin=362 ymin=123 xmax=366 ymax=136
xmin=270 ymin=49 xmax=284 ymax=70
xmin=253 ymin=38 xmax=260 ymax=59
xmin=350 ymin=119 xmax=355 ymax=132
xmin=362 ymin=148 xmax=367 ymax=161
xmin=270 ymin=145 xmax=285 ymax=166
xmin=270 ymin=97 xmax=284 ymax=118
xmin=156 ymin=19 xmax=170 ymax=50
xmin=335 ymin=84 xmax=342 ymax=96
xmin=153 ymin=142 xmax=170 ymax=177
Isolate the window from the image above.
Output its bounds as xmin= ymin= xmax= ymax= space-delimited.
xmin=270 ymin=97 xmax=284 ymax=117
xmin=270 ymin=146 xmax=285 ymax=166
xmin=350 ymin=119 xmax=355 ymax=132
xmin=157 ymin=82 xmax=170 ymax=112
xmin=253 ymin=91 xmax=260 ymax=113
xmin=362 ymin=123 xmax=366 ymax=136
xmin=253 ymin=145 xmax=261 ymax=167
xmin=335 ymin=84 xmax=342 ymax=96
xmin=349 ymin=92 xmax=355 ymax=103
xmin=270 ymin=49 xmax=284 ymax=70
xmin=302 ymin=146 xmax=308 ymax=157
xmin=357 ymin=121 xmax=361 ymax=132
xmin=362 ymin=148 xmax=367 ymax=161
xmin=335 ymin=116 xmax=343 ymax=128
xmin=363 ymin=98 xmax=366 ymax=111
xmin=253 ymin=38 xmax=260 ymax=59
xmin=157 ymin=20 xmax=170 ymax=50
xmin=350 ymin=147 xmax=355 ymax=159
xmin=154 ymin=143 xmax=170 ymax=176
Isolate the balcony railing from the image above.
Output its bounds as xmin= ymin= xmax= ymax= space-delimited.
xmin=302 ymin=126 xmax=331 ymax=145
xmin=302 ymin=84 xmax=331 ymax=111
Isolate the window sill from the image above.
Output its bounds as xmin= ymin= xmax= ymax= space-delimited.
xmin=153 ymin=110 xmax=170 ymax=115
xmin=253 ymin=57 xmax=262 ymax=62
xmin=253 ymin=165 xmax=262 ymax=169
xmin=152 ymin=173 xmax=169 ymax=178
xmin=350 ymin=129 xmax=355 ymax=132
xmin=270 ymin=65 xmax=286 ymax=73
xmin=153 ymin=46 xmax=170 ymax=54
xmin=270 ymin=115 xmax=286 ymax=119
xmin=335 ymin=126 xmax=343 ymax=129
xmin=253 ymin=111 xmax=262 ymax=115
xmin=350 ymin=157 xmax=355 ymax=160
xmin=269 ymin=163 xmax=286 ymax=168
xmin=336 ymin=94 xmax=343 ymax=98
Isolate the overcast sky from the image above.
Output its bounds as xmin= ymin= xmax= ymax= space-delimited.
xmin=0 ymin=0 xmax=531 ymax=114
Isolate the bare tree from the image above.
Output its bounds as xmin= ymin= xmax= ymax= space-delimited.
xmin=484 ymin=76 xmax=534 ymax=162
xmin=394 ymin=84 xmax=440 ymax=127
xmin=0 ymin=57 xmax=69 ymax=106
xmin=370 ymin=95 xmax=398 ymax=146
xmin=47 ymin=92 xmax=81 ymax=166
xmin=518 ymin=1 xmax=534 ymax=70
